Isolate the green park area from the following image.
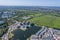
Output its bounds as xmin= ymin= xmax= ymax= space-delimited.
xmin=28 ymin=14 xmax=60 ymax=29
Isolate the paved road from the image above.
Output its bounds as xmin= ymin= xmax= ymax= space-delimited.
xmin=41 ymin=28 xmax=58 ymax=40
xmin=31 ymin=27 xmax=48 ymax=40
xmin=48 ymin=28 xmax=58 ymax=40
xmin=1 ymin=21 xmax=21 ymax=40
xmin=1 ymin=22 xmax=58 ymax=40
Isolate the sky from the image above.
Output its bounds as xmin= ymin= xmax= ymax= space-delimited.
xmin=0 ymin=0 xmax=60 ymax=6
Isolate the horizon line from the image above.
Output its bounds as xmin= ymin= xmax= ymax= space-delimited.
xmin=0 ymin=5 xmax=60 ymax=7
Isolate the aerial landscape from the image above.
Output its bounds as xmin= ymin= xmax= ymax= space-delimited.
xmin=0 ymin=0 xmax=60 ymax=40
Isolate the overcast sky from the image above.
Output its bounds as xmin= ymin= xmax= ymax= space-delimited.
xmin=0 ymin=0 xmax=60 ymax=6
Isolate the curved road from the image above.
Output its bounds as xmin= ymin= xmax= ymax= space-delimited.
xmin=1 ymin=21 xmax=21 ymax=40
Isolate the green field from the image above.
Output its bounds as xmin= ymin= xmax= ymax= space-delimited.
xmin=28 ymin=15 xmax=60 ymax=29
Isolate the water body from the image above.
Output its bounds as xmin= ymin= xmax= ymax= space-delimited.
xmin=0 ymin=11 xmax=16 ymax=19
xmin=0 ymin=20 xmax=4 ymax=24
xmin=11 ymin=26 xmax=41 ymax=40
xmin=1 ymin=13 xmax=12 ymax=18
xmin=2 ymin=15 xmax=12 ymax=18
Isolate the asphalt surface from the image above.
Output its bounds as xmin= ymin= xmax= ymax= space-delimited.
xmin=1 ymin=22 xmax=60 ymax=40
xmin=1 ymin=21 xmax=20 ymax=40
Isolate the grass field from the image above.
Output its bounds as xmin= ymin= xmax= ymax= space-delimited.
xmin=28 ymin=15 xmax=60 ymax=29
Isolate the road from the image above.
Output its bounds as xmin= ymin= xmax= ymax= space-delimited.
xmin=1 ymin=22 xmax=58 ymax=40
xmin=41 ymin=28 xmax=58 ymax=40
xmin=48 ymin=28 xmax=58 ymax=40
xmin=1 ymin=21 xmax=21 ymax=40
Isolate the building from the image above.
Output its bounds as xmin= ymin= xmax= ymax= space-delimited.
xmin=20 ymin=21 xmax=34 ymax=30
xmin=30 ymin=27 xmax=47 ymax=40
